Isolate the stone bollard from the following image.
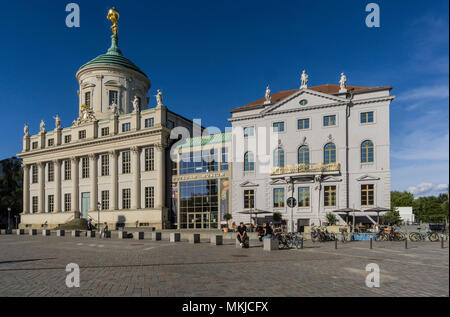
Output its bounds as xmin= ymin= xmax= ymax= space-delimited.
xmin=17 ymin=229 xmax=25 ymax=236
xmin=57 ymin=230 xmax=65 ymax=237
xmin=43 ymin=230 xmax=51 ymax=237
xmin=29 ymin=229 xmax=37 ymax=236
xmin=264 ymin=238 xmax=279 ymax=251
xmin=134 ymin=232 xmax=145 ymax=240
xmin=103 ymin=231 xmax=111 ymax=239
xmin=170 ymin=233 xmax=181 ymax=243
xmin=370 ymin=238 xmax=373 ymax=250
xmin=152 ymin=232 xmax=162 ymax=241
xmin=405 ymin=239 xmax=408 ymax=249
xmin=117 ymin=231 xmax=128 ymax=239
xmin=210 ymin=235 xmax=223 ymax=246
xmin=71 ymin=230 xmax=81 ymax=237
xmin=335 ymin=239 xmax=338 ymax=249
xmin=87 ymin=231 xmax=96 ymax=238
xmin=189 ymin=234 xmax=201 ymax=244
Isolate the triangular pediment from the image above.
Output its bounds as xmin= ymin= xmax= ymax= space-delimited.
xmin=357 ymin=174 xmax=381 ymax=181
xmin=262 ymin=89 xmax=347 ymax=115
xmin=240 ymin=181 xmax=259 ymax=188
xmin=322 ymin=176 xmax=343 ymax=183
xmin=269 ymin=179 xmax=288 ymax=185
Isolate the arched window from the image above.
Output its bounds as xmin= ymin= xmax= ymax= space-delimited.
xmin=361 ymin=140 xmax=374 ymax=163
xmin=274 ymin=148 xmax=285 ymax=168
xmin=244 ymin=152 xmax=255 ymax=171
xmin=324 ymin=143 xmax=336 ymax=164
xmin=298 ymin=146 xmax=310 ymax=165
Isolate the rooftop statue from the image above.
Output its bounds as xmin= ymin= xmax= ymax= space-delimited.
xmin=339 ymin=72 xmax=347 ymax=92
xmin=24 ymin=124 xmax=29 ymax=137
xmin=155 ymin=89 xmax=163 ymax=107
xmin=74 ymin=104 xmax=96 ymax=126
xmin=40 ymin=120 xmax=46 ymax=134
xmin=107 ymin=8 xmax=120 ymax=36
xmin=265 ymin=85 xmax=271 ymax=104
xmin=300 ymin=70 xmax=309 ymax=89
xmin=54 ymin=115 xmax=61 ymax=130
xmin=133 ymin=95 xmax=140 ymax=113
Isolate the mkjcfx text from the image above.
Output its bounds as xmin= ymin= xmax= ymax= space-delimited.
xmin=182 ymin=302 xmax=269 ymax=314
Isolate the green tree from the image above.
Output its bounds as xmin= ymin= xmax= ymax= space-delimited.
xmin=273 ymin=212 xmax=282 ymax=223
xmin=0 ymin=157 xmax=23 ymax=228
xmin=383 ymin=209 xmax=402 ymax=225
xmin=391 ymin=191 xmax=414 ymax=210
xmin=326 ymin=212 xmax=337 ymax=225
xmin=413 ymin=196 xmax=447 ymax=223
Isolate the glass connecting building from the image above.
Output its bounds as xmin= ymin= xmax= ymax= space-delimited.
xmin=172 ymin=133 xmax=231 ymax=230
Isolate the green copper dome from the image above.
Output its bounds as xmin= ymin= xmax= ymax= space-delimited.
xmin=78 ymin=35 xmax=147 ymax=77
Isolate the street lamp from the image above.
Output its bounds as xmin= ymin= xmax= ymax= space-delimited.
xmin=97 ymin=202 xmax=101 ymax=233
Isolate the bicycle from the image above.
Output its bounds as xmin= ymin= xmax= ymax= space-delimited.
xmin=285 ymin=232 xmax=304 ymax=249
xmin=274 ymin=232 xmax=291 ymax=249
xmin=409 ymin=227 xmax=440 ymax=242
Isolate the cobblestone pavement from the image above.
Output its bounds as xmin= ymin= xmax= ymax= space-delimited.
xmin=0 ymin=235 xmax=448 ymax=297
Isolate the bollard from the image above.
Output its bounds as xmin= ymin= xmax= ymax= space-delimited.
xmin=301 ymin=238 xmax=304 ymax=249
xmin=370 ymin=238 xmax=373 ymax=250
xmin=405 ymin=239 xmax=408 ymax=249
xmin=152 ymin=232 xmax=162 ymax=241
xmin=335 ymin=239 xmax=338 ymax=249
xmin=442 ymin=237 xmax=445 ymax=249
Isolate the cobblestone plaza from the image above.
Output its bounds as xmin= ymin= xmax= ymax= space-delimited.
xmin=0 ymin=235 xmax=448 ymax=297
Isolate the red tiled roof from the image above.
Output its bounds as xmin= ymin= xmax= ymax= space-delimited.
xmin=230 ymin=84 xmax=392 ymax=113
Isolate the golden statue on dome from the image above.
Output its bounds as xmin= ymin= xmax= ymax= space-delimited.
xmin=107 ymin=7 xmax=120 ymax=36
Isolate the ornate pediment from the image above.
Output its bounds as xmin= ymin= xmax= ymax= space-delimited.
xmin=269 ymin=179 xmax=287 ymax=186
xmin=322 ymin=176 xmax=343 ymax=183
xmin=81 ymin=82 xmax=96 ymax=89
xmin=240 ymin=181 xmax=259 ymax=188
xmin=73 ymin=104 xmax=97 ymax=127
xmin=357 ymin=174 xmax=381 ymax=181
xmin=104 ymin=80 xmax=122 ymax=88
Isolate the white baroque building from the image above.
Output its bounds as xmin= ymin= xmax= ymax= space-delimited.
xmin=229 ymin=72 xmax=394 ymax=231
xmin=18 ymin=9 xmax=196 ymax=230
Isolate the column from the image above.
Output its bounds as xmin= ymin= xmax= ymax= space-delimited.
xmin=156 ymin=144 xmax=166 ymax=208
xmin=71 ymin=157 xmax=80 ymax=217
xmin=54 ymin=160 xmax=62 ymax=213
xmin=110 ymin=150 xmax=119 ymax=211
xmin=90 ymin=154 xmax=99 ymax=211
xmin=22 ymin=164 xmax=30 ymax=214
xmin=131 ymin=147 xmax=141 ymax=210
xmin=38 ymin=162 xmax=45 ymax=213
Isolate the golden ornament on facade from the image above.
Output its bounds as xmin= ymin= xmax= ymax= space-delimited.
xmin=107 ymin=7 xmax=120 ymax=36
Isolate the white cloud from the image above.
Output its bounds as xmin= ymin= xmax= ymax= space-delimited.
xmin=408 ymin=183 xmax=434 ymax=196
xmin=399 ymin=85 xmax=449 ymax=102
xmin=435 ymin=184 xmax=449 ymax=193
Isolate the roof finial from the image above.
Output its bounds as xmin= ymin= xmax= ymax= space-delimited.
xmin=107 ymin=7 xmax=120 ymax=37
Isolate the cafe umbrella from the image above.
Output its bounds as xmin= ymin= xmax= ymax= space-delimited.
xmin=238 ymin=209 xmax=273 ymax=230
xmin=363 ymin=207 xmax=391 ymax=224
xmin=332 ymin=208 xmax=361 ymax=232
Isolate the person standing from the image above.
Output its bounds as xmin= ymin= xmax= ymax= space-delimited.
xmin=100 ymin=222 xmax=109 ymax=239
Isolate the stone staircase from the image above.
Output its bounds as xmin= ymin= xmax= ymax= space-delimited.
xmin=57 ymin=218 xmax=89 ymax=230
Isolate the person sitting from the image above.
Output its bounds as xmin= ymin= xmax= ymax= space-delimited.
xmin=262 ymin=222 xmax=273 ymax=241
xmin=237 ymin=222 xmax=249 ymax=248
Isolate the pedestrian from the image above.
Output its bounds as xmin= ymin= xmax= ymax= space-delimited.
xmin=237 ymin=222 xmax=249 ymax=248
xmin=262 ymin=222 xmax=273 ymax=241
xmin=87 ymin=219 xmax=92 ymax=231
xmin=100 ymin=222 xmax=109 ymax=238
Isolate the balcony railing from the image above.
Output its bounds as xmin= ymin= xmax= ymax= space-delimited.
xmin=271 ymin=163 xmax=341 ymax=176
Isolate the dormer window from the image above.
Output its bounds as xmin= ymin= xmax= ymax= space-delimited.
xmin=109 ymin=90 xmax=118 ymax=106
xmin=85 ymin=92 xmax=91 ymax=107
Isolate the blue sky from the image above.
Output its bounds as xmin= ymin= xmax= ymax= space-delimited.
xmin=0 ymin=0 xmax=448 ymax=196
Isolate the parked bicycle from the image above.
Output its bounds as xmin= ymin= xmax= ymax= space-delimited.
xmin=285 ymin=232 xmax=304 ymax=249
xmin=409 ymin=227 xmax=440 ymax=242
xmin=311 ymin=226 xmax=337 ymax=243
xmin=375 ymin=226 xmax=406 ymax=241
xmin=274 ymin=232 xmax=291 ymax=249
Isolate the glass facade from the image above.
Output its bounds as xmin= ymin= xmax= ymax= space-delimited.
xmin=180 ymin=150 xmax=219 ymax=175
xmin=179 ymin=180 xmax=219 ymax=229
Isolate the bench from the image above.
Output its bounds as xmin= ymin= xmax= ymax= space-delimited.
xmin=264 ymin=238 xmax=279 ymax=251
xmin=170 ymin=233 xmax=181 ymax=243
xmin=189 ymin=234 xmax=201 ymax=244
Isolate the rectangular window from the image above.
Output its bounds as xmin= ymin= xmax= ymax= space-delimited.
xmin=101 ymin=155 xmax=109 ymax=177
xmin=361 ymin=112 xmax=374 ymax=124
xmin=32 ymin=197 xmax=38 ymax=214
xmin=48 ymin=139 xmax=54 ymax=147
xmin=221 ymin=147 xmax=229 ymax=171
xmin=244 ymin=190 xmax=255 ymax=209
xmin=101 ymin=190 xmax=110 ymax=210
xmin=64 ymin=193 xmax=71 ymax=212
xmin=122 ymin=151 xmax=131 ymax=174
xmin=32 ymin=142 xmax=38 ymax=150
xmin=122 ymin=189 xmax=131 ymax=209
xmin=81 ymin=157 xmax=90 ymax=179
xmin=32 ymin=165 xmax=38 ymax=184
xmin=64 ymin=160 xmax=71 ymax=181
xmin=324 ymin=186 xmax=337 ymax=207
xmin=101 ymin=127 xmax=110 ymax=137
xmin=172 ymin=161 xmax=178 ymax=176
xmin=298 ymin=119 xmax=310 ymax=130
xmin=145 ymin=187 xmax=155 ymax=209
xmin=298 ymin=187 xmax=311 ymax=207
xmin=361 ymin=184 xmax=375 ymax=206
xmin=145 ymin=147 xmax=155 ymax=171
xmin=85 ymin=91 xmax=91 ymax=107
xmin=244 ymin=127 xmax=254 ymax=137
xmin=273 ymin=122 xmax=285 ymax=133
xmin=79 ymin=130 xmax=86 ymax=140
xmin=122 ymin=123 xmax=131 ymax=132
xmin=273 ymin=188 xmax=285 ymax=208
xmin=324 ymin=115 xmax=336 ymax=127
xmin=48 ymin=162 xmax=54 ymax=182
xmin=64 ymin=135 xmax=72 ymax=144
xmin=48 ymin=195 xmax=54 ymax=213
xmin=109 ymin=90 xmax=118 ymax=106
xmin=145 ymin=118 xmax=155 ymax=128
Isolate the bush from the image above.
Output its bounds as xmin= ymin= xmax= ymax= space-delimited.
xmin=326 ymin=212 xmax=337 ymax=225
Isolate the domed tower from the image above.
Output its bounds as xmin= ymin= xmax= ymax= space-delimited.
xmin=75 ymin=8 xmax=151 ymax=120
